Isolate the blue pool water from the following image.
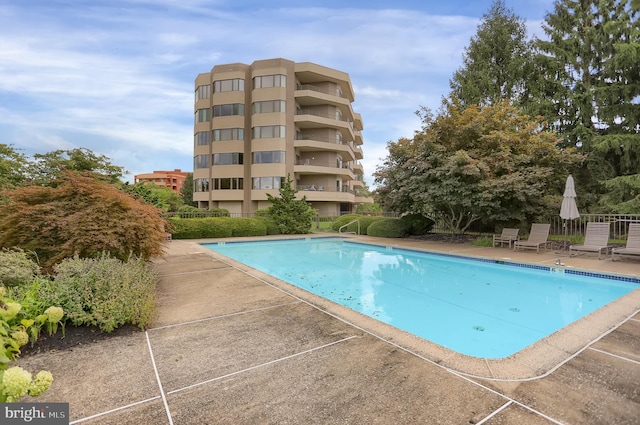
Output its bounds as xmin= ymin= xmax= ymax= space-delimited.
xmin=203 ymin=238 xmax=638 ymax=358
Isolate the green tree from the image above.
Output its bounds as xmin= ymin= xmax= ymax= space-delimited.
xmin=180 ymin=173 xmax=197 ymax=207
xmin=29 ymin=148 xmax=127 ymax=185
xmin=374 ymin=100 xmax=582 ymax=233
xmin=449 ymin=0 xmax=536 ymax=111
xmin=535 ymin=0 xmax=640 ymax=212
xmin=266 ymin=176 xmax=315 ymax=234
xmin=0 ymin=171 xmax=168 ymax=271
xmin=0 ymin=144 xmax=29 ymax=190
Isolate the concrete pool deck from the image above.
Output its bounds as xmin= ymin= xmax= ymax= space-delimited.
xmin=20 ymin=235 xmax=640 ymax=424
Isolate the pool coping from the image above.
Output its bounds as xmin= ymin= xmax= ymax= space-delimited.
xmin=198 ymin=234 xmax=640 ymax=381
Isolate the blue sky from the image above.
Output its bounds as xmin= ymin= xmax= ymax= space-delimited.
xmin=0 ymin=0 xmax=556 ymax=186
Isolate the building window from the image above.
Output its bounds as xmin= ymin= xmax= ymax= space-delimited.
xmin=252 ymin=125 xmax=285 ymax=139
xmin=194 ymin=155 xmax=209 ymax=169
xmin=252 ymin=151 xmax=285 ymax=164
xmin=213 ymin=178 xmax=243 ymax=190
xmin=195 ymin=108 xmax=210 ymax=122
xmin=253 ymin=74 xmax=286 ymax=89
xmin=213 ymin=128 xmax=244 ymax=141
xmin=213 ymin=103 xmax=244 ymax=117
xmin=194 ymin=178 xmax=210 ymax=192
xmin=213 ymin=152 xmax=243 ymax=165
xmin=194 ymin=131 xmax=210 ymax=146
xmin=214 ymin=79 xmax=244 ymax=92
xmin=252 ymin=176 xmax=283 ymax=189
xmin=195 ymin=85 xmax=210 ymax=102
xmin=252 ymin=100 xmax=286 ymax=114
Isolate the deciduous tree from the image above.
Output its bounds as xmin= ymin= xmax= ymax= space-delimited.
xmin=374 ymin=100 xmax=582 ymax=233
xmin=0 ymin=171 xmax=168 ymax=271
xmin=0 ymin=144 xmax=28 ymax=189
xmin=29 ymin=148 xmax=127 ymax=185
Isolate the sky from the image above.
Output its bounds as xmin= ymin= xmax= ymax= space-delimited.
xmin=0 ymin=0 xmax=557 ymax=186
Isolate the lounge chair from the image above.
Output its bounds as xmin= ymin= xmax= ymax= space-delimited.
xmin=611 ymin=223 xmax=640 ymax=261
xmin=513 ymin=223 xmax=551 ymax=253
xmin=569 ymin=222 xmax=610 ymax=260
xmin=493 ymin=228 xmax=519 ymax=248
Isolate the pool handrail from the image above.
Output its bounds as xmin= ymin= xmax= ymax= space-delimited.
xmin=339 ymin=219 xmax=360 ymax=235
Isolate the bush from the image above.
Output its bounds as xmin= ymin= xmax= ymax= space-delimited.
xmin=30 ymin=254 xmax=158 ymax=332
xmin=254 ymin=216 xmax=280 ymax=235
xmin=0 ymin=250 xmax=41 ymax=287
xmin=167 ymin=217 xmax=233 ymax=239
xmin=400 ymin=214 xmax=435 ymax=235
xmin=331 ymin=214 xmax=362 ymax=232
xmin=0 ymin=171 xmax=168 ymax=272
xmin=331 ymin=214 xmax=384 ymax=235
xmin=228 ymin=218 xmax=268 ymax=237
xmin=367 ymin=218 xmax=409 ymax=238
xmin=0 ymin=287 xmax=61 ymax=402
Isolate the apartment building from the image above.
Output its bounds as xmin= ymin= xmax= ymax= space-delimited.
xmin=193 ymin=58 xmax=370 ymax=215
xmin=134 ymin=169 xmax=189 ymax=194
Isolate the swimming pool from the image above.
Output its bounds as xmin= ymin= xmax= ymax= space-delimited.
xmin=203 ymin=238 xmax=638 ymax=359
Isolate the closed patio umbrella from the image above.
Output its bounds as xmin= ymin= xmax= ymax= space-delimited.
xmin=560 ymin=174 xmax=580 ymax=250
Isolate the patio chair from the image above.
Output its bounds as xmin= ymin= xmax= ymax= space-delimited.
xmin=569 ymin=222 xmax=610 ymax=260
xmin=493 ymin=228 xmax=520 ymax=248
xmin=611 ymin=223 xmax=640 ymax=262
xmin=513 ymin=223 xmax=551 ymax=253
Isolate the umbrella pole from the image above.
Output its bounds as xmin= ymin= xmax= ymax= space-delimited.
xmin=563 ymin=220 xmax=568 ymax=252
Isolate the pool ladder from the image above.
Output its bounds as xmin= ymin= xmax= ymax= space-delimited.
xmin=339 ymin=219 xmax=360 ymax=235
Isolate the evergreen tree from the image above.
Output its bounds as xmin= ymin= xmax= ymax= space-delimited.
xmin=536 ymin=0 xmax=640 ymax=212
xmin=449 ymin=0 xmax=536 ymax=111
xmin=180 ymin=173 xmax=197 ymax=207
xmin=266 ymin=176 xmax=315 ymax=234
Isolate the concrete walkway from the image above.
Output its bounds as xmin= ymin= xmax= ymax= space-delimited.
xmin=20 ymin=236 xmax=640 ymax=424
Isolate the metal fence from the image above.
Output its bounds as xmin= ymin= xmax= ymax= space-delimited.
xmin=430 ymin=214 xmax=640 ymax=239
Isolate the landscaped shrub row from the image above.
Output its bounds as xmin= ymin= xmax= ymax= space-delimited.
xmin=168 ymin=216 xmax=279 ymax=239
xmin=5 ymin=253 xmax=157 ymax=332
xmin=367 ymin=219 xmax=409 ymax=238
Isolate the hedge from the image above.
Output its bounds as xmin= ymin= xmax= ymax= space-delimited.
xmin=167 ymin=217 xmax=233 ymax=239
xmin=167 ymin=216 xmax=281 ymax=239
xmin=367 ymin=218 xmax=409 ymax=238
xmin=331 ymin=214 xmax=384 ymax=235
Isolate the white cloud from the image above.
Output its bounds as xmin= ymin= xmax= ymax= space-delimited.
xmin=0 ymin=0 xmax=556 ymax=189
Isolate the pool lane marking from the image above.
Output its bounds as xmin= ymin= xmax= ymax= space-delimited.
xmin=147 ymin=301 xmax=302 ymax=332
xmin=165 ymin=335 xmax=359 ymax=395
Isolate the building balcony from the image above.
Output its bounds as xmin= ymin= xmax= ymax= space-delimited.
xmin=294 ymin=135 xmax=356 ymax=162
xmin=352 ymin=162 xmax=364 ymax=174
xmin=295 ymin=84 xmax=351 ymax=108
xmin=352 ymin=144 xmax=363 ymax=160
xmin=294 ymin=110 xmax=355 ymax=139
xmin=294 ymin=159 xmax=355 ymax=180
xmin=296 ymin=185 xmax=355 ymax=202
xmin=351 ymin=179 xmax=365 ymax=189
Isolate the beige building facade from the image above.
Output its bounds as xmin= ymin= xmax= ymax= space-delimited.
xmin=193 ymin=58 xmax=370 ymax=215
